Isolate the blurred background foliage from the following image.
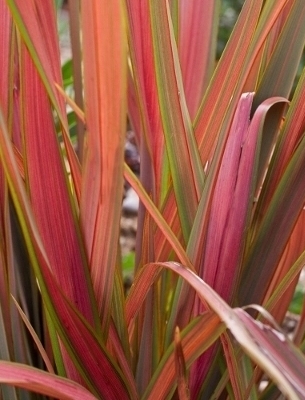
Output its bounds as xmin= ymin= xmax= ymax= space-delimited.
xmin=217 ymin=0 xmax=245 ymax=58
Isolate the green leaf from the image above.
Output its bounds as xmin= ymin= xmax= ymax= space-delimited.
xmin=61 ymin=58 xmax=73 ymax=88
xmin=150 ymin=1 xmax=204 ymax=241
xmin=289 ymin=285 xmax=305 ymax=315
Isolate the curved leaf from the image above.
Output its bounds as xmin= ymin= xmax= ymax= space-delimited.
xmin=0 ymin=361 xmax=97 ymax=400
xmin=132 ymin=261 xmax=305 ymax=399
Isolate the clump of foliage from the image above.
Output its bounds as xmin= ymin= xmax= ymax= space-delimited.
xmin=0 ymin=0 xmax=305 ymax=399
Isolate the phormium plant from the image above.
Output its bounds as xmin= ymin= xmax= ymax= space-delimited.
xmin=0 ymin=0 xmax=305 ymax=398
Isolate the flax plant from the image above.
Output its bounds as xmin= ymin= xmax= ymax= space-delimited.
xmin=0 ymin=0 xmax=305 ymax=399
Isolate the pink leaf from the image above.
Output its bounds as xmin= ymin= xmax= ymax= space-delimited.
xmin=0 ymin=361 xmax=96 ymax=400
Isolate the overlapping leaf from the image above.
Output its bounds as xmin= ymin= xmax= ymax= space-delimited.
xmin=1 ymin=0 xmax=305 ymax=398
xmin=5 ymin=0 xmax=81 ymax=194
xmin=0 ymin=107 xmax=137 ymax=398
xmin=79 ymin=1 xmax=126 ymax=336
xmin=128 ymin=260 xmax=305 ymax=399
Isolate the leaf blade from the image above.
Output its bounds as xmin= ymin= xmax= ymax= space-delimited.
xmin=79 ymin=0 xmax=127 ymax=332
xmin=0 ymin=361 xmax=97 ymax=400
